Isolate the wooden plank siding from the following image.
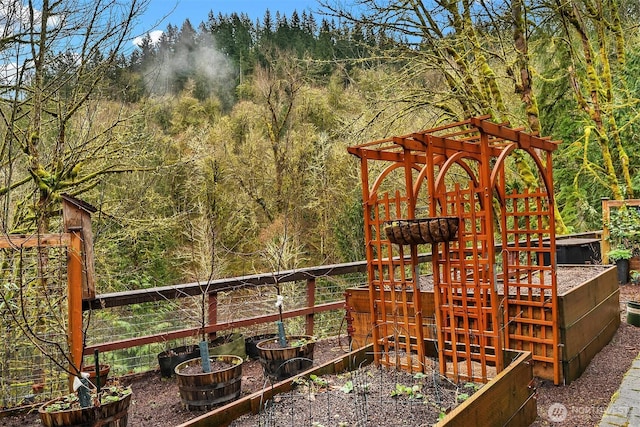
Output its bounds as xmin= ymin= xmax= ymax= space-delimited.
xmin=437 ymin=350 xmax=536 ymax=427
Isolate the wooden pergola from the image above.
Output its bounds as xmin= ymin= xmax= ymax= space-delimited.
xmin=348 ymin=115 xmax=562 ymax=384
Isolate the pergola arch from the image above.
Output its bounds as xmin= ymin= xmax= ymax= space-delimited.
xmin=433 ymin=152 xmax=481 ymax=196
xmin=348 ymin=116 xmax=563 ymax=385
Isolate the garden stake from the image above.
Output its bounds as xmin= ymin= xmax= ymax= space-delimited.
xmin=94 ymin=349 xmax=101 ymax=394
xmin=199 ymin=340 xmax=211 ymax=373
xmin=275 ymin=291 xmax=287 ymax=347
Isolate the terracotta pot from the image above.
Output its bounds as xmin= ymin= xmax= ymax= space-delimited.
xmin=82 ymin=363 xmax=110 ymax=388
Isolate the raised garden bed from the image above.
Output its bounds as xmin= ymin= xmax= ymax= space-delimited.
xmin=175 ymin=344 xmax=535 ymax=427
xmin=345 ymin=265 xmax=618 ymax=384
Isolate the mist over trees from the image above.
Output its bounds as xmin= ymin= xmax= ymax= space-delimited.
xmin=2 ymin=2 xmax=640 ymax=291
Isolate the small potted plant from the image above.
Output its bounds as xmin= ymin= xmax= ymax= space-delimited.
xmin=607 ymin=205 xmax=640 ymax=270
xmin=607 ymin=248 xmax=633 ymax=284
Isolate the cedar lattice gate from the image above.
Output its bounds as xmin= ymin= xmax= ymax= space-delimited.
xmin=348 ymin=116 xmax=562 ymax=384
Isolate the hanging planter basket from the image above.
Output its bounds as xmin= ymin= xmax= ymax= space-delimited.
xmin=384 ymin=217 xmax=460 ymax=245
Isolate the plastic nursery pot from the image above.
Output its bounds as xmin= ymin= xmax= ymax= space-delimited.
xmin=208 ymin=333 xmax=246 ymax=359
xmin=256 ymin=335 xmax=315 ymax=381
xmin=157 ymin=345 xmax=200 ymax=378
xmin=627 ymin=301 xmax=640 ymax=327
xmin=174 ymin=355 xmax=243 ymax=411
xmin=245 ymin=333 xmax=278 ymax=360
xmin=616 ymin=258 xmax=631 ymax=284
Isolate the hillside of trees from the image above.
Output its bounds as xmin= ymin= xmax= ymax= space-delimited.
xmin=1 ymin=1 xmax=639 ymax=292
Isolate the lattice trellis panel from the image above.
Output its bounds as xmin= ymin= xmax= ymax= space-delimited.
xmin=501 ymin=188 xmax=559 ymax=382
xmin=366 ymin=191 xmax=426 ymax=373
xmin=433 ymin=184 xmax=502 ymax=383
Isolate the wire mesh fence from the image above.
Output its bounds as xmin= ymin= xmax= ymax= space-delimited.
xmin=0 ymin=245 xmax=72 ymax=409
xmin=0 ymin=235 xmax=367 ymax=410
xmin=82 ymin=272 xmax=366 ymax=377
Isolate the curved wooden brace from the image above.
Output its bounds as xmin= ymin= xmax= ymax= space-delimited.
xmin=489 ymin=144 xmax=554 ymax=201
xmin=370 ymin=161 xmax=425 ymax=207
xmin=489 ymin=143 xmax=517 ymax=205
xmin=412 ymin=156 xmax=441 ymax=201
xmin=523 ymin=148 xmax=554 ymax=202
xmin=432 ymin=152 xmax=481 ymax=196
xmin=368 ymin=162 xmax=405 ymax=204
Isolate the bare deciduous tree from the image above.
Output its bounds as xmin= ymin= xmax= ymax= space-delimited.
xmin=0 ymin=0 xmax=150 ymax=233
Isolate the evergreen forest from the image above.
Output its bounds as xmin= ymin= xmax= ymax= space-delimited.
xmin=1 ymin=0 xmax=639 ymax=292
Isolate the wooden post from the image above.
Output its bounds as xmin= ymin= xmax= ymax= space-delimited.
xmin=62 ymin=195 xmax=97 ymax=300
xmin=68 ymin=230 xmax=84 ymax=389
xmin=208 ymin=291 xmax=218 ymax=341
xmin=602 ymin=198 xmax=611 ymax=264
xmin=305 ymin=278 xmax=315 ymax=336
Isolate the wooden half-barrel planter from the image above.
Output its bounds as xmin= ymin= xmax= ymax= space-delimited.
xmin=345 ymin=265 xmax=619 ymax=384
xmin=38 ymin=387 xmax=132 ymax=427
xmin=175 ymin=355 xmax=243 ymax=411
xmin=256 ymin=335 xmax=315 ymax=381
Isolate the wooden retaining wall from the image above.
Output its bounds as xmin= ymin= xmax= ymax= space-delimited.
xmin=345 ymin=265 xmax=619 ymax=384
xmin=437 ymin=350 xmax=536 ymax=427
xmin=559 ymin=265 xmax=620 ymax=384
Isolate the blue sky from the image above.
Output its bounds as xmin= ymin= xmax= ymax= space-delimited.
xmin=134 ymin=0 xmax=322 ymax=46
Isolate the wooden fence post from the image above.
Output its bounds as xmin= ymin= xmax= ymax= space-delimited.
xmin=208 ymin=291 xmax=218 ymax=341
xmin=306 ymin=278 xmax=315 ymax=336
xmin=602 ymin=198 xmax=610 ymax=264
xmin=68 ymin=230 xmax=84 ymax=389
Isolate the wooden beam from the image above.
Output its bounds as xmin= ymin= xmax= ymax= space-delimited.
xmin=82 ymin=256 xmax=432 ymax=310
xmin=0 ymin=233 xmax=70 ymax=249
